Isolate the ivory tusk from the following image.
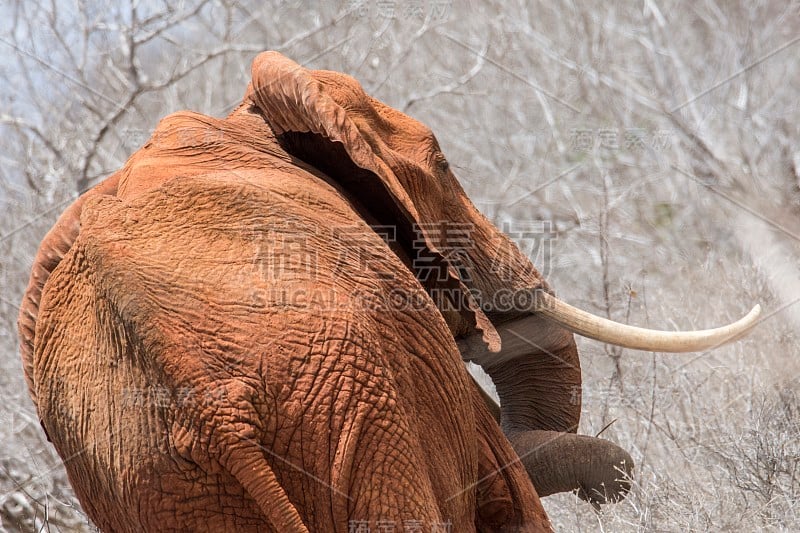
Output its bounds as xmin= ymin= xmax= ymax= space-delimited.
xmin=533 ymin=291 xmax=761 ymax=352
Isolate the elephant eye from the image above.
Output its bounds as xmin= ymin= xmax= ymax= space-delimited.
xmin=434 ymin=153 xmax=449 ymax=172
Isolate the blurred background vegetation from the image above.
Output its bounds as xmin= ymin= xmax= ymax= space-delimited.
xmin=1 ymin=1 xmax=798 ymax=530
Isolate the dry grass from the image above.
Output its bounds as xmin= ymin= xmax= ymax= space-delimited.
xmin=1 ymin=1 xmax=798 ymax=530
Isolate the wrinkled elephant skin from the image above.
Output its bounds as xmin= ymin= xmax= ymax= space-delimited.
xmin=19 ymin=52 xmax=574 ymax=531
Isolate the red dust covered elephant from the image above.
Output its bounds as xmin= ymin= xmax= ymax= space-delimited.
xmin=18 ymin=52 xmax=760 ymax=531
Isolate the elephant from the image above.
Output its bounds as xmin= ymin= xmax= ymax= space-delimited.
xmin=18 ymin=51 xmax=760 ymax=531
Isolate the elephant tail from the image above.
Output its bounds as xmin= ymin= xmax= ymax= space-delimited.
xmin=219 ymin=438 xmax=309 ymax=532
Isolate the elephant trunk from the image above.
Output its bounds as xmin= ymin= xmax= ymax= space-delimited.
xmin=483 ymin=348 xmax=582 ymax=435
xmin=459 ymin=313 xmax=583 ymax=434
xmin=461 ymin=317 xmax=632 ymax=504
xmin=508 ymin=430 xmax=633 ymax=504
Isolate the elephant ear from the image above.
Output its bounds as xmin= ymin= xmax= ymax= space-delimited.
xmin=18 ymin=173 xmax=121 ymax=405
xmin=247 ymin=51 xmax=500 ymax=351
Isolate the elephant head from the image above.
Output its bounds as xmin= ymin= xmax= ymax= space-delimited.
xmin=242 ymin=52 xmax=760 ymax=504
xmin=19 ymin=51 xmax=761 ymax=527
